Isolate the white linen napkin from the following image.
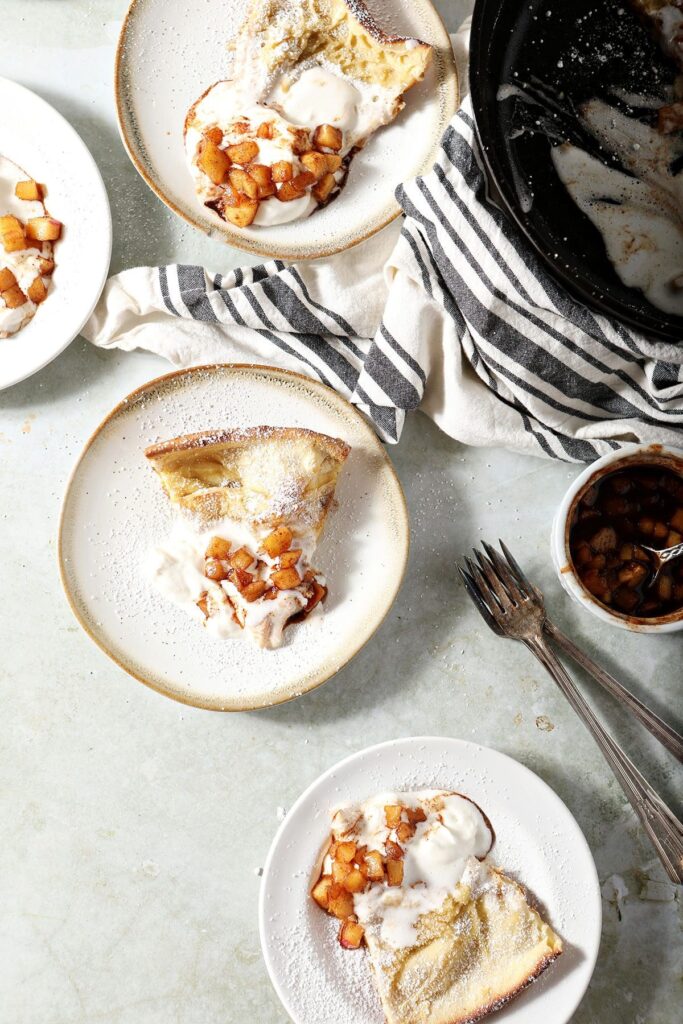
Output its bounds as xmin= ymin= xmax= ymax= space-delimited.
xmin=83 ymin=25 xmax=683 ymax=459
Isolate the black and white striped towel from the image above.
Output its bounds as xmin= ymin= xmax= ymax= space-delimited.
xmin=85 ymin=95 xmax=683 ymax=462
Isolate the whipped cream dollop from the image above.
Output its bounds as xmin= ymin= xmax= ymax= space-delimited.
xmin=185 ymin=60 xmax=397 ymax=227
xmin=0 ymin=155 xmax=49 ymax=337
xmin=330 ymin=790 xmax=493 ymax=949
xmin=145 ymin=514 xmax=321 ymax=649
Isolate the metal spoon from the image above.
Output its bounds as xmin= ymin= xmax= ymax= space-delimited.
xmin=641 ymin=540 xmax=683 ymax=585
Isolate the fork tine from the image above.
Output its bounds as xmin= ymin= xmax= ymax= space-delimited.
xmin=462 ymin=558 xmax=501 ymax=620
xmin=498 ymin=540 xmax=535 ymax=598
xmin=481 ymin=541 xmax=526 ymax=604
xmin=473 ymin=548 xmax=511 ymax=607
xmin=457 ymin=562 xmax=503 ymax=636
xmin=464 ymin=556 xmax=501 ymax=613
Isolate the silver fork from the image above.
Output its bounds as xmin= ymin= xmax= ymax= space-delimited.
xmin=497 ymin=541 xmax=683 ymax=764
xmin=458 ymin=542 xmax=683 ymax=885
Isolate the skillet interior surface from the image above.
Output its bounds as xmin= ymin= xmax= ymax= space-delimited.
xmin=470 ymin=0 xmax=683 ymax=342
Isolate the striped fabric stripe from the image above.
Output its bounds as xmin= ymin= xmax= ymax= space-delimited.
xmin=153 ymin=97 xmax=683 ymax=460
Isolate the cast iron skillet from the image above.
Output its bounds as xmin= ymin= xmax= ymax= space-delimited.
xmin=469 ymin=0 xmax=683 ymax=342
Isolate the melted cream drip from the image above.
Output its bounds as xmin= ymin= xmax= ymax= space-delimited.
xmin=145 ymin=515 xmax=321 ymax=649
xmin=552 ymin=99 xmax=683 ymax=315
xmin=0 ymin=155 xmax=49 ymax=337
xmin=330 ymin=790 xmax=493 ymax=949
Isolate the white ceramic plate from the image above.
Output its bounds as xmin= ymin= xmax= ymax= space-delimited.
xmin=260 ymin=736 xmax=602 ymax=1024
xmin=0 ymin=77 xmax=111 ymax=390
xmin=58 ymin=364 xmax=409 ymax=711
xmin=115 ymin=0 xmax=458 ymax=260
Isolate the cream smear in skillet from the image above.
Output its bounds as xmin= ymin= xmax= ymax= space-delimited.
xmin=552 ymin=99 xmax=683 ymax=316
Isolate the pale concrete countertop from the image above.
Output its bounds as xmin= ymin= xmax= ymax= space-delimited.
xmin=1 ymin=2 xmax=681 ymax=1022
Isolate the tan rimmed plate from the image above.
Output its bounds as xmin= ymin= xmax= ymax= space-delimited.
xmin=114 ymin=0 xmax=458 ymax=260
xmin=58 ymin=364 xmax=409 ymax=711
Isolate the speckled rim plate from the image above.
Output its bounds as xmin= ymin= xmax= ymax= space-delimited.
xmin=114 ymin=0 xmax=458 ymax=260
xmin=0 ymin=76 xmax=111 ymax=390
xmin=260 ymin=736 xmax=602 ymax=1024
xmin=58 ymin=364 xmax=409 ymax=711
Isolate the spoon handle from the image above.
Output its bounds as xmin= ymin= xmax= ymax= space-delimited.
xmin=658 ymin=541 xmax=683 ymax=565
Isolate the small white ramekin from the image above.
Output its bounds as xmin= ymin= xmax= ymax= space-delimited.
xmin=551 ymin=443 xmax=683 ymax=633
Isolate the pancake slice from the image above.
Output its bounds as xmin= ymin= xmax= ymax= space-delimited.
xmin=364 ymin=861 xmax=563 ymax=1024
xmin=144 ymin=426 xmax=350 ymax=648
xmin=312 ymin=791 xmax=562 ymax=1024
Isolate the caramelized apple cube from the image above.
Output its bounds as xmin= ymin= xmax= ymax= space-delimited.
xmin=15 ymin=180 xmax=43 ymax=201
xmin=291 ymin=171 xmax=316 ymax=191
xmin=300 ymin=151 xmax=329 ymax=180
xmin=230 ymin=546 xmax=254 ymax=570
xmin=2 ymin=284 xmax=26 ymax=308
xmin=305 ymin=580 xmax=327 ymax=613
xmin=332 ymin=859 xmax=352 ymax=884
xmin=249 ymin=164 xmax=273 ymax=188
xmin=343 ymin=869 xmax=367 ymax=894
xmin=228 ymin=167 xmax=259 ymax=199
xmin=363 ymin=850 xmax=384 ymax=881
xmin=272 ymin=160 xmax=293 ymax=183
xmin=248 ymin=163 xmax=276 ymax=198
xmin=339 ymin=918 xmax=364 ymax=949
xmin=0 ymin=215 xmax=27 ymax=252
xmin=385 ymin=839 xmax=403 ymax=860
xmin=271 ymin=566 xmax=301 ymax=590
xmin=0 ymin=267 xmax=17 ymax=291
xmin=204 ymin=126 xmax=224 ymax=145
xmin=313 ymin=123 xmax=343 ymax=152
xmin=225 ymin=140 xmax=259 ymax=165
xmin=196 ymin=593 xmax=209 ymax=618
xmin=387 ymin=859 xmax=404 ymax=887
xmin=27 ymin=277 xmax=48 ymax=304
xmin=228 ymin=567 xmax=254 ymax=590
xmin=384 ymin=805 xmax=402 ymax=829
xmin=312 ymin=172 xmax=336 ymax=203
xmin=312 ymin=874 xmax=334 ymax=910
xmin=279 ymin=549 xmax=302 ymax=569
xmin=323 ymin=153 xmax=342 ymax=172
xmin=289 ymin=127 xmax=310 ymax=154
xmin=26 ymin=217 xmax=62 ymax=242
xmin=205 ymin=557 xmax=231 ymax=581
xmin=336 ymin=842 xmax=357 ymax=864
xmin=223 ymin=197 xmax=259 ymax=227
xmin=406 ymin=807 xmax=427 ymax=825
xmin=241 ymin=580 xmax=269 ymax=603
xmin=327 ymin=886 xmax=355 ymax=920
xmin=277 ymin=181 xmax=306 ymax=202
xmin=257 ymin=121 xmax=274 ymax=140
xmin=396 ymin=821 xmax=416 ymax=843
xmin=198 ymin=139 xmax=231 ymax=184
xmin=671 ymin=507 xmax=683 ymax=532
xmin=38 ymin=257 xmax=55 ymax=276
xmin=206 ymin=536 xmax=232 ymax=560
xmin=263 ymin=526 xmax=293 ymax=557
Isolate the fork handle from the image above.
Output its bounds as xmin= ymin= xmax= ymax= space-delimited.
xmin=544 ymin=621 xmax=683 ymax=764
xmin=525 ymin=636 xmax=683 ymax=885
